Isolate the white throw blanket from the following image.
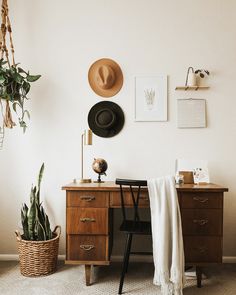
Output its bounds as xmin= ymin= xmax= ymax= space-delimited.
xmin=148 ymin=176 xmax=185 ymax=295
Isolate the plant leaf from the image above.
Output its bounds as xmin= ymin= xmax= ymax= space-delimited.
xmin=26 ymin=75 xmax=41 ymax=82
xmin=24 ymin=110 xmax=30 ymax=120
xmin=28 ymin=197 xmax=36 ymax=240
xmin=22 ymin=81 xmax=30 ymax=95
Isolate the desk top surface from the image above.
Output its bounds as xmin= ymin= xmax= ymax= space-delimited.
xmin=62 ymin=181 xmax=228 ymax=192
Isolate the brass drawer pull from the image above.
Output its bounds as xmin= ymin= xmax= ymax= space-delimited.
xmin=139 ymin=195 xmax=149 ymax=201
xmin=80 ymin=218 xmax=95 ymax=223
xmin=195 ymin=246 xmax=207 ymax=254
xmin=193 ymin=219 xmax=209 ymax=226
xmin=80 ymin=196 xmax=95 ymax=202
xmin=193 ymin=197 xmax=209 ymax=203
xmin=80 ymin=244 xmax=95 ymax=251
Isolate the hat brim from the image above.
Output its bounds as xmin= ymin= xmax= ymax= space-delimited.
xmin=88 ymin=101 xmax=125 ymax=138
xmin=88 ymin=58 xmax=123 ymax=98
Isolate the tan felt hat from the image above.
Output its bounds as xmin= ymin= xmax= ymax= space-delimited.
xmin=88 ymin=58 xmax=123 ymax=98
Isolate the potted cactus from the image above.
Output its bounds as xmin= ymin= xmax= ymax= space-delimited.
xmin=15 ymin=163 xmax=61 ymax=277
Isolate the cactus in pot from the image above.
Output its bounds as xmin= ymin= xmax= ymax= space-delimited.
xmin=20 ymin=163 xmax=52 ymax=241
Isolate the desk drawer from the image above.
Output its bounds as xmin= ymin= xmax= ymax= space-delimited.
xmin=110 ymin=191 xmax=149 ymax=207
xmin=67 ymin=208 xmax=108 ymax=234
xmin=184 ymin=236 xmax=222 ymax=263
xmin=181 ymin=192 xmax=223 ymax=209
xmin=67 ymin=235 xmax=108 ymax=261
xmin=181 ymin=209 xmax=222 ymax=235
xmin=67 ymin=191 xmax=109 ymax=208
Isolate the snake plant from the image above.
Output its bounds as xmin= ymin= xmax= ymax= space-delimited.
xmin=21 ymin=163 xmax=52 ymax=241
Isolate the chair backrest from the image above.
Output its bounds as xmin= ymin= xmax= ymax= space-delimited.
xmin=115 ymin=178 xmax=148 ymax=223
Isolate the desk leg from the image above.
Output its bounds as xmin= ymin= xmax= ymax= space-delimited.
xmin=196 ymin=266 xmax=202 ymax=288
xmin=85 ymin=265 xmax=91 ymax=286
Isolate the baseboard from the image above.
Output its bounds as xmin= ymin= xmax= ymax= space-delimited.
xmin=0 ymin=254 xmax=66 ymax=261
xmin=222 ymin=256 xmax=236 ymax=263
xmin=1 ymin=254 xmax=236 ymax=263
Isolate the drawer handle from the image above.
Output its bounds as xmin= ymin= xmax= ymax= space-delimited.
xmin=193 ymin=219 xmax=209 ymax=226
xmin=80 ymin=196 xmax=95 ymax=202
xmin=139 ymin=195 xmax=149 ymax=201
xmin=80 ymin=218 xmax=95 ymax=223
xmin=80 ymin=244 xmax=95 ymax=251
xmin=193 ymin=197 xmax=209 ymax=203
xmin=195 ymin=246 xmax=207 ymax=254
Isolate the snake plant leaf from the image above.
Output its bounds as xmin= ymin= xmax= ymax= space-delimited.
xmin=21 ymin=204 xmax=29 ymax=240
xmin=30 ymin=186 xmax=37 ymax=204
xmin=28 ymin=197 xmax=36 ymax=240
xmin=38 ymin=163 xmax=44 ymax=190
xmin=37 ymin=204 xmax=45 ymax=232
xmin=45 ymin=214 xmax=52 ymax=240
xmin=35 ymin=220 xmax=46 ymax=241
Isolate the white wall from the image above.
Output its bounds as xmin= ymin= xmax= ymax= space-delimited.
xmin=0 ymin=0 xmax=235 ymax=256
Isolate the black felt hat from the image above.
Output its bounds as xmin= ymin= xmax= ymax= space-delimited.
xmin=88 ymin=101 xmax=125 ymax=138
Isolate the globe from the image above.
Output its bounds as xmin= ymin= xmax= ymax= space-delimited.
xmin=92 ymin=158 xmax=108 ymax=175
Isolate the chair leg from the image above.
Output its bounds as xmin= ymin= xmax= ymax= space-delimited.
xmin=118 ymin=233 xmax=133 ymax=294
xmin=125 ymin=234 xmax=133 ymax=273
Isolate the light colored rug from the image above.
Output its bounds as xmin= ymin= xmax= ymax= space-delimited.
xmin=0 ymin=261 xmax=236 ymax=295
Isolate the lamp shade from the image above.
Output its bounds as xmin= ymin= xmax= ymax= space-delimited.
xmin=83 ymin=129 xmax=92 ymax=145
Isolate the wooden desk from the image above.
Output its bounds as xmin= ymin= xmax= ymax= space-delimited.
xmin=62 ymin=182 xmax=228 ymax=287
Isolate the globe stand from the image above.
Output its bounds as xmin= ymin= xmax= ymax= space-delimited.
xmin=94 ymin=173 xmax=105 ymax=183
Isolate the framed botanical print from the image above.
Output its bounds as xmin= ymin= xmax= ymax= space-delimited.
xmin=134 ymin=75 xmax=167 ymax=121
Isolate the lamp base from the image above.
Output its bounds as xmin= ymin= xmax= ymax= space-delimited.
xmin=80 ymin=178 xmax=92 ymax=183
xmin=73 ymin=178 xmax=92 ymax=184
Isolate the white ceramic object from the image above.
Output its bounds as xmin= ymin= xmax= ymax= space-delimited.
xmin=187 ymin=72 xmax=197 ymax=86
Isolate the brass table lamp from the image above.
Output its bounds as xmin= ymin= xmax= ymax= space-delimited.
xmin=80 ymin=129 xmax=92 ymax=183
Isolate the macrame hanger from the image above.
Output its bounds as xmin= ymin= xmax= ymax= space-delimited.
xmin=0 ymin=0 xmax=15 ymax=66
xmin=0 ymin=0 xmax=16 ymax=130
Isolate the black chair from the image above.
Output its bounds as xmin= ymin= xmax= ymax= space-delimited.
xmin=115 ymin=178 xmax=152 ymax=294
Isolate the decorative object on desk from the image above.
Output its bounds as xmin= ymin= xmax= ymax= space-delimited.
xmin=179 ymin=171 xmax=194 ymax=184
xmin=175 ymin=173 xmax=184 ymax=185
xmin=79 ymin=129 xmax=93 ymax=183
xmin=176 ymin=159 xmax=210 ymax=184
xmin=0 ymin=0 xmax=41 ymax=149
xmin=88 ymin=101 xmax=124 ymax=138
xmin=177 ymin=98 xmax=206 ymax=128
xmin=88 ymin=58 xmax=123 ymax=97
xmin=134 ymin=75 xmax=167 ymax=121
xmin=15 ymin=163 xmax=61 ymax=277
xmin=92 ymin=158 xmax=108 ymax=183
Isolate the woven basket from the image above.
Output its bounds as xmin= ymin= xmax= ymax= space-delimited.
xmin=15 ymin=225 xmax=61 ymax=277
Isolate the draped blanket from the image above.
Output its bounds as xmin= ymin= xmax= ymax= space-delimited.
xmin=148 ymin=176 xmax=185 ymax=295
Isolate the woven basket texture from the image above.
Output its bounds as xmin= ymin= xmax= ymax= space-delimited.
xmin=16 ymin=230 xmax=60 ymax=277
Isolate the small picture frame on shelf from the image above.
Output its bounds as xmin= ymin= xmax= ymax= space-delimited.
xmin=134 ymin=75 xmax=167 ymax=122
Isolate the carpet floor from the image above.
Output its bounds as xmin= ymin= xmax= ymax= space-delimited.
xmin=0 ymin=261 xmax=236 ymax=295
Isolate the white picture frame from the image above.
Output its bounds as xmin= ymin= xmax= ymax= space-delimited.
xmin=177 ymin=98 xmax=206 ymax=128
xmin=134 ymin=75 xmax=167 ymax=121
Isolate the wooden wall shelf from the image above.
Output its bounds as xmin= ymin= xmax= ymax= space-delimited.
xmin=175 ymin=86 xmax=209 ymax=91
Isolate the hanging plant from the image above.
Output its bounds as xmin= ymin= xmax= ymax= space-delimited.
xmin=0 ymin=0 xmax=41 ymax=147
xmin=0 ymin=59 xmax=40 ymax=131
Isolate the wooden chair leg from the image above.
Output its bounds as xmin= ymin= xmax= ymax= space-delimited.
xmin=196 ymin=266 xmax=202 ymax=288
xmin=85 ymin=265 xmax=91 ymax=286
xmin=118 ymin=234 xmax=132 ymax=294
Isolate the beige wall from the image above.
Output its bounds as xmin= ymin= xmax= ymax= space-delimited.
xmin=0 ymin=0 xmax=235 ymax=257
